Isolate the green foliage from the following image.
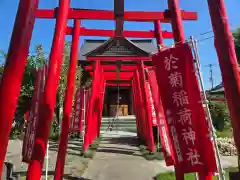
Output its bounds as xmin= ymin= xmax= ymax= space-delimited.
xmin=209 ymin=102 xmax=231 ymax=132
xmin=2 ymin=41 xmax=85 ymax=138
xmin=155 ymin=167 xmax=238 ymax=180
xmin=233 ymin=28 xmax=240 ymax=64
xmin=215 ymin=129 xmax=233 ymax=138
xmin=139 ymin=144 xmax=164 ymax=161
xmin=0 ymin=50 xmax=6 ymax=65
xmin=11 ymin=45 xmax=47 ymax=138
xmin=82 ymin=138 xmax=100 ymax=159
xmin=55 ymin=41 xmax=83 ymax=125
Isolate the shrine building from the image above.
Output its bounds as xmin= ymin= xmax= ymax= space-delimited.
xmin=79 ymin=37 xmax=157 ymax=117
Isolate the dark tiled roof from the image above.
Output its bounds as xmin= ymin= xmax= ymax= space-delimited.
xmin=78 ymin=38 xmax=158 ymax=60
xmin=209 ymin=82 xmax=224 ymax=93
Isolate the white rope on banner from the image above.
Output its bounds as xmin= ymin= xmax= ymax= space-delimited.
xmin=145 ymin=68 xmax=161 ymax=152
xmin=190 ymin=36 xmax=225 ymax=180
xmin=45 ymin=141 xmax=49 ymax=180
xmin=82 ymin=87 xmax=86 ymax=152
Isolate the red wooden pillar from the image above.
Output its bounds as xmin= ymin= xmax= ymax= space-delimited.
xmin=0 ymin=0 xmax=39 ymax=175
xmin=97 ymin=73 xmax=105 ymax=137
xmin=54 ymin=19 xmax=80 ymax=180
xmin=91 ymin=62 xmax=101 ymax=144
xmin=207 ymin=0 xmax=240 ymax=164
xmin=168 ymin=0 xmax=185 ymax=43
xmin=168 ymin=1 xmax=188 ymax=179
xmin=83 ymin=60 xmax=100 ymax=152
xmin=137 ymin=61 xmax=155 ymax=152
xmin=198 ymin=173 xmax=213 ymax=180
xmin=134 ymin=71 xmax=146 ymax=140
xmin=154 ymin=20 xmax=164 ymax=52
xmin=26 ymin=1 xmax=70 ymax=179
xmin=132 ymin=79 xmax=141 ymax=137
xmin=135 ymin=77 xmax=144 ymax=138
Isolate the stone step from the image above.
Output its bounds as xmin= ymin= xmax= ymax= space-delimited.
xmin=101 ymin=120 xmax=136 ymax=124
xmin=101 ymin=123 xmax=136 ymax=126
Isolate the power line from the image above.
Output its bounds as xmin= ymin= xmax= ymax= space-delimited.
xmin=204 ymin=63 xmax=217 ymax=89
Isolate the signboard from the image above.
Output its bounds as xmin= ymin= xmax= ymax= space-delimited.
xmin=22 ymin=67 xmax=46 ymax=163
xmin=146 ymin=82 xmax=157 ymax=126
xmin=70 ymin=87 xmax=85 ymax=132
xmin=152 ymin=43 xmax=217 ymax=173
xmin=146 ymin=67 xmax=175 ymax=166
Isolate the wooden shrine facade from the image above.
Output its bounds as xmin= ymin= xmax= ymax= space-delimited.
xmin=79 ymin=37 xmax=157 ymax=116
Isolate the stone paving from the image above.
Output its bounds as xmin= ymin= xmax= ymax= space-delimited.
xmin=82 ymin=131 xmax=174 ymax=180
xmin=5 ymin=139 xmax=89 ymax=179
xmin=4 ymin=131 xmax=238 ymax=179
xmin=82 ymin=131 xmax=238 ymax=180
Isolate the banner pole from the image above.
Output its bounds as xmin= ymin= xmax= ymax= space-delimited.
xmin=45 ymin=141 xmax=49 ymax=179
xmin=190 ymin=36 xmax=225 ymax=180
xmin=82 ymin=87 xmax=86 ymax=152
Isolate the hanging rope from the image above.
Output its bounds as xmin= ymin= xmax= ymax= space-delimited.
xmin=106 ymin=60 xmax=121 ymax=132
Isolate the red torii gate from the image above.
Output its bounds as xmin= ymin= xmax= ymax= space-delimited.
xmin=0 ymin=0 xmax=239 ymax=180
xmin=66 ymin=27 xmax=174 ymax=39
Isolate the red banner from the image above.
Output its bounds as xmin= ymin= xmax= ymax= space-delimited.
xmin=70 ymin=87 xmax=85 ymax=132
xmin=146 ymin=82 xmax=157 ymax=126
xmin=146 ymin=67 xmax=175 ymax=166
xmin=152 ymin=44 xmax=217 ymax=173
xmin=22 ymin=67 xmax=46 ymax=163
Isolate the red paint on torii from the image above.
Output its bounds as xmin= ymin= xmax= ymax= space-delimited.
xmin=106 ymin=83 xmax=131 ymax=87
xmin=89 ymin=71 xmax=134 ymax=80
xmin=86 ymin=56 xmax=152 ymax=61
xmin=66 ymin=27 xmax=173 ymax=39
xmin=36 ymin=8 xmax=198 ymax=22
xmin=84 ymin=65 xmax=143 ymax=71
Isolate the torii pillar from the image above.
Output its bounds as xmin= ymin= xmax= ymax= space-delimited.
xmin=168 ymin=0 xmax=185 ymax=179
xmin=27 ymin=0 xmax=70 ymax=179
xmin=0 ymin=0 xmax=39 ymax=176
xmin=168 ymin=0 xmax=213 ymax=180
xmin=207 ymin=0 xmax=240 ymax=175
xmin=154 ymin=20 xmax=164 ymax=52
xmin=54 ymin=19 xmax=81 ymax=180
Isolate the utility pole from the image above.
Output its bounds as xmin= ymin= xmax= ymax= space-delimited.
xmin=205 ymin=64 xmax=216 ymax=89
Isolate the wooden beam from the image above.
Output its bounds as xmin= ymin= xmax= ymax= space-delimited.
xmin=107 ymin=83 xmax=131 ymax=87
xmin=90 ymin=71 xmax=134 ymax=80
xmin=85 ymin=65 xmax=138 ymax=71
xmin=86 ymin=56 xmax=152 ymax=61
xmin=114 ymin=0 xmax=124 ymax=37
xmin=106 ymin=80 xmax=132 ymax=84
xmin=66 ymin=27 xmax=173 ymax=38
xmin=36 ymin=9 xmax=198 ymax=22
xmin=79 ymin=60 xmax=153 ymax=68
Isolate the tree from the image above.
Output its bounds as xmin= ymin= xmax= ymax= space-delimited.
xmin=209 ymin=101 xmax=231 ymax=131
xmin=54 ymin=41 xmax=82 ymax=129
xmin=0 ymin=50 xmax=7 ymax=64
xmin=1 ymin=42 xmax=84 ymax=138
xmin=233 ymin=28 xmax=240 ymax=64
xmin=10 ymin=44 xmax=47 ymax=137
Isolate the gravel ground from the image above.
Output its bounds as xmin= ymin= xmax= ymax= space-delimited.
xmin=5 ymin=139 xmax=89 ymax=179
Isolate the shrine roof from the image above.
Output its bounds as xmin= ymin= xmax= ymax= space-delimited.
xmin=208 ymin=82 xmax=224 ymax=94
xmin=78 ymin=37 xmax=157 ymax=60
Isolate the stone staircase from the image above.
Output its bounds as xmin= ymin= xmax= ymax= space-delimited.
xmin=100 ymin=115 xmax=137 ymax=133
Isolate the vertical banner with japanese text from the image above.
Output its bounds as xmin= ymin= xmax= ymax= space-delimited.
xmin=152 ymin=43 xmax=217 ymax=173
xmin=22 ymin=66 xmax=46 ymax=163
xmin=146 ymin=67 xmax=175 ymax=166
xmin=70 ymin=87 xmax=85 ymax=132
xmin=146 ymin=82 xmax=157 ymax=126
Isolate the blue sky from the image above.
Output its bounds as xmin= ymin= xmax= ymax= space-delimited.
xmin=0 ymin=0 xmax=239 ymax=89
